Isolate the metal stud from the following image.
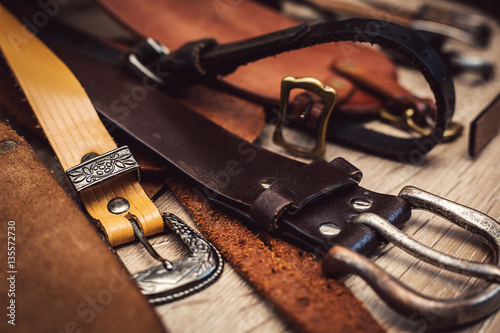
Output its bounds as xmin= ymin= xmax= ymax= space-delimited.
xmin=319 ymin=222 xmax=341 ymax=236
xmin=107 ymin=197 xmax=130 ymax=214
xmin=351 ymin=198 xmax=372 ymax=211
xmin=0 ymin=140 xmax=17 ymax=155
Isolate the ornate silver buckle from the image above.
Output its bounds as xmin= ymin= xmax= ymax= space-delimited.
xmin=66 ymin=146 xmax=223 ymax=303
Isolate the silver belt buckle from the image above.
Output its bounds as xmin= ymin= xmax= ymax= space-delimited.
xmin=66 ymin=146 xmax=223 ymax=303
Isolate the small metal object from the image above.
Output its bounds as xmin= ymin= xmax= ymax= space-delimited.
xmin=326 ymin=186 xmax=500 ymax=327
xmin=319 ymin=223 xmax=341 ymax=236
xmin=260 ymin=179 xmax=274 ymax=189
xmin=66 ymin=146 xmax=140 ymax=192
xmin=351 ymin=198 xmax=372 ymax=211
xmin=273 ymin=76 xmax=336 ymax=159
xmin=132 ymin=213 xmax=223 ymax=303
xmin=107 ymin=197 xmax=130 ymax=215
xmin=81 ymin=152 xmax=99 ymax=163
xmin=446 ymin=52 xmax=494 ymax=79
xmin=127 ymin=38 xmax=170 ymax=85
xmin=404 ymin=109 xmax=463 ymax=140
xmin=380 ymin=108 xmax=463 ymax=141
xmin=0 ymin=140 xmax=17 ymax=155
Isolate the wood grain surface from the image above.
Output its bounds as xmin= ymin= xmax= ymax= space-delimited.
xmin=5 ymin=0 xmax=500 ymax=332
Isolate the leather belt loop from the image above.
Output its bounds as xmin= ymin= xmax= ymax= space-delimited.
xmin=250 ymin=158 xmax=362 ymax=230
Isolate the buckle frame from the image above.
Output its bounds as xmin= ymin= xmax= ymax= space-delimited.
xmin=126 ymin=38 xmax=170 ymax=85
xmin=273 ymin=76 xmax=336 ymax=159
xmin=324 ymin=186 xmax=500 ymax=327
xmin=380 ymin=108 xmax=463 ymax=141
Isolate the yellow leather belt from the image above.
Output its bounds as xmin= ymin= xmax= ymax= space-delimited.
xmin=0 ymin=3 xmax=222 ymax=303
xmin=0 ymin=4 xmax=162 ymax=246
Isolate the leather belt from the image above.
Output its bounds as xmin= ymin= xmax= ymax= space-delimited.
xmin=0 ymin=3 xmax=222 ymax=304
xmin=4 ymin=2 xmax=500 ymax=327
xmin=125 ymin=17 xmax=456 ymax=160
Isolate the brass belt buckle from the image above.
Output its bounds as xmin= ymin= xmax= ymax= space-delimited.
xmin=325 ymin=186 xmax=500 ymax=326
xmin=67 ymin=147 xmax=223 ymax=303
xmin=273 ymin=76 xmax=336 ymax=159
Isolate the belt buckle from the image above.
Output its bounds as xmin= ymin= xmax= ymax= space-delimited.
xmin=324 ymin=186 xmax=500 ymax=326
xmin=273 ymin=76 xmax=336 ymax=159
xmin=67 ymin=146 xmax=223 ymax=303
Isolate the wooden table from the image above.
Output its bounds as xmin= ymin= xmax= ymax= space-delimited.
xmin=8 ymin=0 xmax=500 ymax=332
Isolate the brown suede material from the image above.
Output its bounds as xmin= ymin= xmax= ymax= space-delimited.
xmin=167 ymin=178 xmax=384 ymax=333
xmin=0 ymin=122 xmax=166 ymax=333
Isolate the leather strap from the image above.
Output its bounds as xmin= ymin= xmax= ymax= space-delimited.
xmin=39 ymin=40 xmax=411 ymax=257
xmin=0 ymin=3 xmax=163 ymax=246
xmin=167 ymin=177 xmax=385 ymax=333
xmin=153 ymin=20 xmax=454 ymax=159
xmin=469 ymin=93 xmax=500 ymax=157
xmin=97 ymin=0 xmax=455 ymax=159
xmin=0 ymin=122 xmax=166 ymax=333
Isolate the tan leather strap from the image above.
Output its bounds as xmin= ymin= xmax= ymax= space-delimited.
xmin=0 ymin=4 xmax=163 ymax=246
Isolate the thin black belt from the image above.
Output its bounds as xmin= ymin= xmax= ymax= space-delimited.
xmin=15 ymin=0 xmax=455 ymax=160
xmin=131 ymin=18 xmax=455 ymax=160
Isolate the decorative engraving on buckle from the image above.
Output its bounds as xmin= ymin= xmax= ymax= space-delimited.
xmin=273 ymin=76 xmax=337 ymax=159
xmin=131 ymin=213 xmax=224 ymax=304
xmin=66 ymin=146 xmax=140 ymax=192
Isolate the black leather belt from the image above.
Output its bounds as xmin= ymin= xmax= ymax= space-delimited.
xmin=129 ymin=18 xmax=455 ymax=160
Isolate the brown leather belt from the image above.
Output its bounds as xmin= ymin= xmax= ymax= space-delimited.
xmin=126 ymin=19 xmax=456 ymax=160
xmin=0 ymin=122 xmax=167 ymax=333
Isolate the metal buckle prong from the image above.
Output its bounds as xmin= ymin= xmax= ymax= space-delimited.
xmin=324 ymin=186 xmax=500 ymax=327
xmin=129 ymin=217 xmax=174 ymax=270
xmin=273 ymin=76 xmax=336 ymax=159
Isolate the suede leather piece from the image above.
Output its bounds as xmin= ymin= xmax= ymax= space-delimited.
xmin=167 ymin=178 xmax=384 ymax=333
xmin=0 ymin=122 xmax=166 ymax=333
